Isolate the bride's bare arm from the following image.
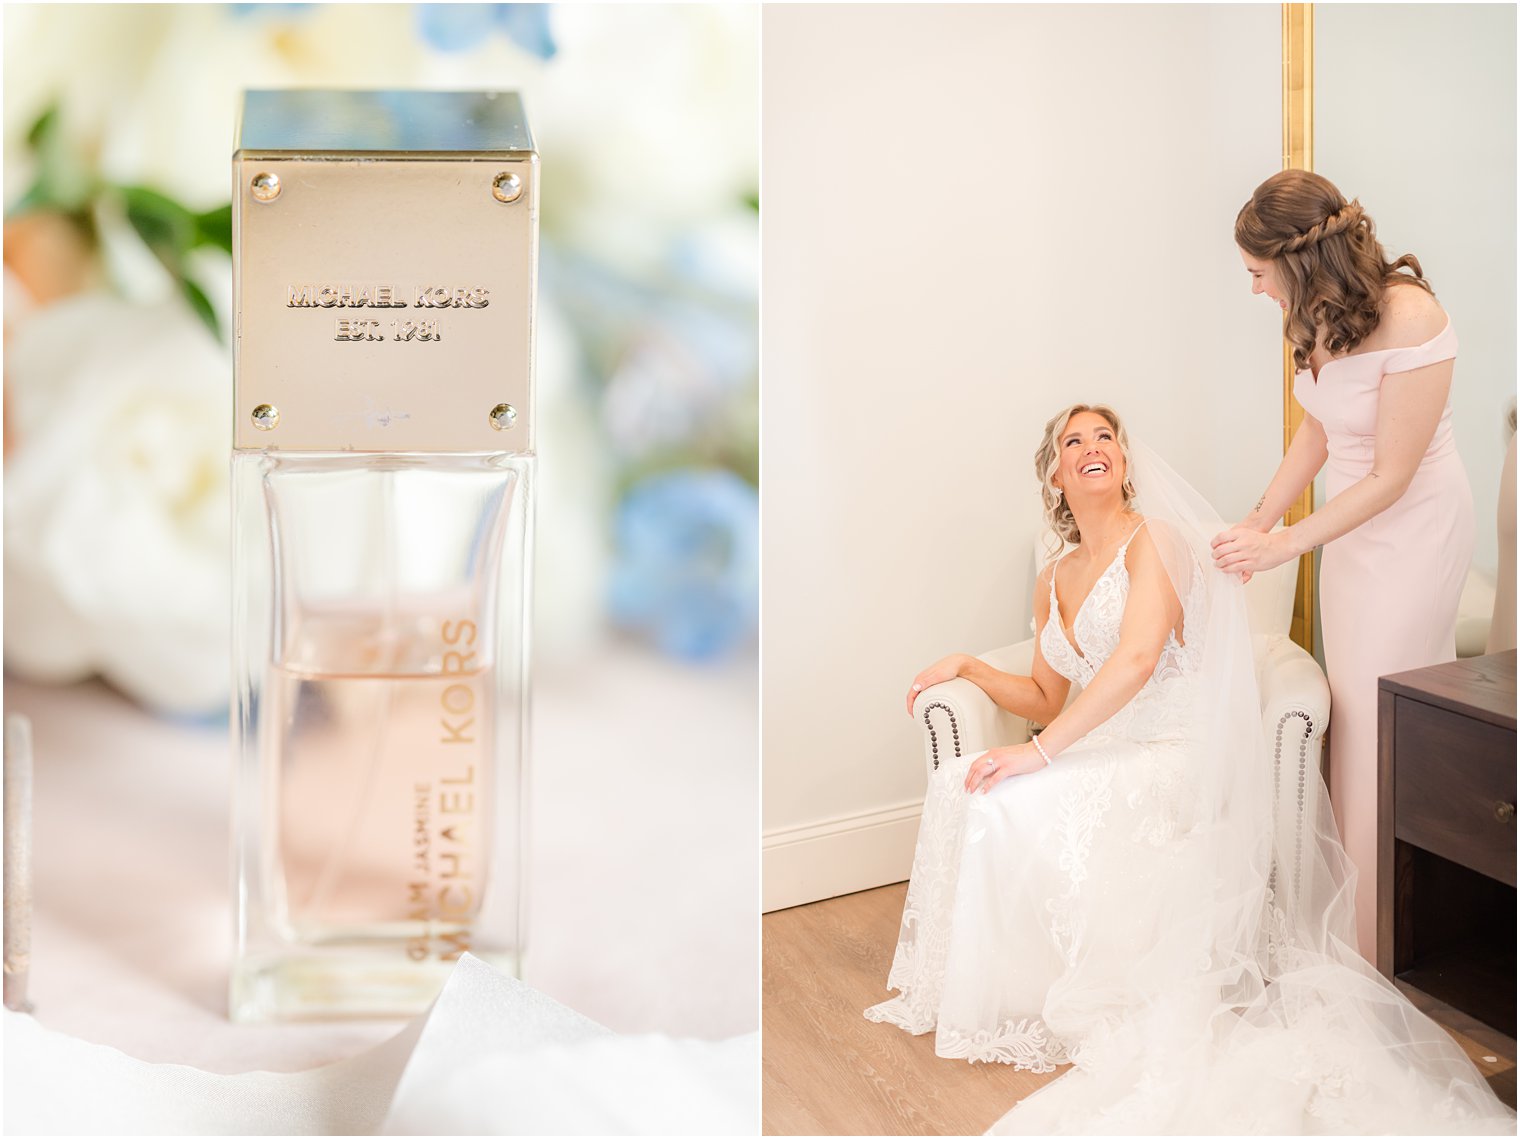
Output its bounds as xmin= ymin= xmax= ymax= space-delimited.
xmin=959 ymin=563 xmax=1071 ymax=725
xmin=1027 ymin=530 xmax=1182 ymax=759
xmin=905 ymin=563 xmax=1071 ymax=725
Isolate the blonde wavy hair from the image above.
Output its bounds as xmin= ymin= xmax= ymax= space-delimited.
xmin=1034 ymin=403 xmax=1136 ymax=555
xmin=1235 ymin=170 xmax=1434 ymax=373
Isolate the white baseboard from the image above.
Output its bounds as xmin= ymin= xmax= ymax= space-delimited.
xmin=762 ymin=799 xmax=921 ymax=912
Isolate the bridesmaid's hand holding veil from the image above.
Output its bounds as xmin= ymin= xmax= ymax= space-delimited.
xmin=1210 ymin=525 xmax=1292 ymax=580
xmin=963 ymin=743 xmax=1046 ymax=794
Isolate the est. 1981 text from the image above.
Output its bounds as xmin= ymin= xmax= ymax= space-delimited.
xmin=334 ymin=319 xmax=442 ymax=343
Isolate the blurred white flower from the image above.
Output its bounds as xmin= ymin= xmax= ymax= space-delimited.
xmin=4 ymin=293 xmax=231 ymax=714
xmin=534 ymin=5 xmax=758 ymax=278
xmin=5 ymin=6 xmax=427 ymax=214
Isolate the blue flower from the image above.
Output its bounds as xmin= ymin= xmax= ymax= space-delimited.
xmin=600 ymin=303 xmax=755 ymax=461
xmin=162 ymin=706 xmax=231 ymax=732
xmin=609 ymin=470 xmax=758 ymax=661
xmin=417 ymin=4 xmax=557 ymax=59
xmin=228 ymin=4 xmax=310 ymax=19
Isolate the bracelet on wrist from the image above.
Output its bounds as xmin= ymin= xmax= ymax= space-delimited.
xmin=1032 ymin=734 xmax=1053 ymax=766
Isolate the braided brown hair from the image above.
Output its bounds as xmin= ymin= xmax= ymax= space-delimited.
xmin=1235 ymin=171 xmax=1433 ymax=372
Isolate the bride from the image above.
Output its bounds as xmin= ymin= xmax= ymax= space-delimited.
xmin=866 ymin=403 xmax=1513 ymax=1133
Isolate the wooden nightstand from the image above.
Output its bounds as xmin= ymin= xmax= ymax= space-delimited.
xmin=1377 ymin=650 xmax=1516 ymax=1036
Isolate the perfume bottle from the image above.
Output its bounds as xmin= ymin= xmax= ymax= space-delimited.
xmin=230 ymin=90 xmax=536 ymax=1020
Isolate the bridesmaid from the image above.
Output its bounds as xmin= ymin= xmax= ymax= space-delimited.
xmin=1210 ymin=170 xmax=1473 ymax=960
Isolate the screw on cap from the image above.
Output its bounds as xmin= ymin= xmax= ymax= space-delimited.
xmin=491 ymin=172 xmax=523 ymax=204
xmin=250 ymin=172 xmax=282 ymax=202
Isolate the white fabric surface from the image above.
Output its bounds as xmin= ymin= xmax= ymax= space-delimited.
xmin=5 ymin=954 xmax=759 ymax=1134
xmin=1 ymin=638 xmax=757 ymax=1126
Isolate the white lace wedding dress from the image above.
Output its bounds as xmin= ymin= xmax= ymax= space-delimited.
xmin=866 ymin=520 xmax=1210 ymax=1069
xmin=865 ymin=448 xmax=1515 ymax=1135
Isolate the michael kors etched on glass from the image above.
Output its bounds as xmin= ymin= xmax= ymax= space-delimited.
xmin=230 ymin=91 xmax=537 ymax=1020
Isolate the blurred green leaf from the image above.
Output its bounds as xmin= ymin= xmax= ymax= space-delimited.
xmin=741 ymin=189 xmax=758 ymax=213
xmin=120 ymin=187 xmax=228 ymax=340
xmin=10 ymin=180 xmax=55 ymax=217
xmin=121 ymin=184 xmax=198 ymax=267
xmin=194 ymin=204 xmax=232 ymax=253
xmin=10 ymin=101 xmax=96 ymax=218
xmin=8 ymin=102 xmax=232 ymax=339
xmin=9 ymin=173 xmax=87 ymax=218
xmin=180 ymin=276 xmax=219 ymax=340
xmin=25 ymin=104 xmax=59 ymax=150
xmin=122 ymin=187 xmax=233 ymax=340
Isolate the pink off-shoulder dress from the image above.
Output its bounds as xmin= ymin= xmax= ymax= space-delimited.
xmin=1293 ymin=316 xmax=1473 ymax=958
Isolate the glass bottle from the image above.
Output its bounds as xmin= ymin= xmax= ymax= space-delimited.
xmin=229 ymin=90 xmax=537 ymax=1020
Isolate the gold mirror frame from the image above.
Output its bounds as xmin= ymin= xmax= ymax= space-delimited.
xmin=1283 ymin=3 xmax=1315 ymax=652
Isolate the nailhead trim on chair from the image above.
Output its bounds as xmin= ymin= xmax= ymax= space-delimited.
xmin=1270 ymin=709 xmax=1316 ymax=903
xmin=922 ymin=702 xmax=962 ymax=771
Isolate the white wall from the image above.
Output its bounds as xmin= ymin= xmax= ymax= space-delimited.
xmin=761 ymin=5 xmax=1284 ymax=910
xmin=1316 ymin=3 xmax=1517 ymax=576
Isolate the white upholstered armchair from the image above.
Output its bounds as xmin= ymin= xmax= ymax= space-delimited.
xmin=910 ymin=551 xmax=1331 ymax=898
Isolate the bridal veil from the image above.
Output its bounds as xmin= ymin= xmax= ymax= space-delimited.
xmin=987 ymin=442 xmax=1513 ymax=1134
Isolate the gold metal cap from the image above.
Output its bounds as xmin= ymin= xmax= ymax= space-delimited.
xmin=233 ymin=91 xmax=536 ymax=453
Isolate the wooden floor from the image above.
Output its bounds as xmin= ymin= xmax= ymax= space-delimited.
xmin=763 ymin=883 xmax=1516 ymax=1136
xmin=1394 ymin=979 xmax=1517 ymax=1109
xmin=763 ymin=883 xmax=1062 ymax=1136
